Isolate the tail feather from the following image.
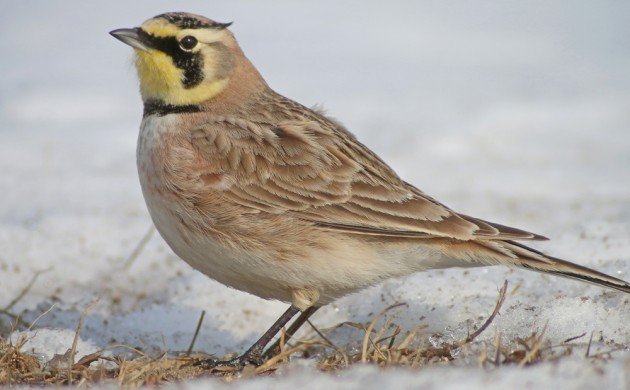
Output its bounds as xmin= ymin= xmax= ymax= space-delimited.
xmin=503 ymin=240 xmax=630 ymax=294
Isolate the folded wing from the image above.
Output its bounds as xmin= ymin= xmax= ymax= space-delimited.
xmin=190 ymin=115 xmax=544 ymax=242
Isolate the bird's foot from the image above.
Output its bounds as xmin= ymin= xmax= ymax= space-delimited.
xmin=193 ymin=352 xmax=264 ymax=372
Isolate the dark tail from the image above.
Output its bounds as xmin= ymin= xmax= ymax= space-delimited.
xmin=500 ymin=240 xmax=630 ymax=294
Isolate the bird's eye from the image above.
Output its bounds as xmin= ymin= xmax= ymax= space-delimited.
xmin=179 ymin=35 xmax=198 ymax=51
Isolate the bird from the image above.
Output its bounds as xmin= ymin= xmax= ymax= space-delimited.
xmin=110 ymin=12 xmax=630 ymax=369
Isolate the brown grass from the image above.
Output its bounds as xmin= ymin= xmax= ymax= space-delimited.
xmin=3 ymin=280 xmax=622 ymax=387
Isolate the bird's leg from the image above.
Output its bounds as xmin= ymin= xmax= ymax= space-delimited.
xmin=195 ymin=305 xmax=300 ymax=370
xmin=262 ymin=306 xmax=319 ymax=360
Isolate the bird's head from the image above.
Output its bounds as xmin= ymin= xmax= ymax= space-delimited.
xmin=110 ymin=12 xmax=257 ymax=106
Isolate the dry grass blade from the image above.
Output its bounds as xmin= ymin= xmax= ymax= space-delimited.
xmin=376 ymin=325 xmax=401 ymax=349
xmin=72 ymin=352 xmax=103 ymax=370
xmin=563 ymin=333 xmax=586 ymax=344
xmin=586 ymin=347 xmax=627 ymax=360
xmin=1 ymin=267 xmax=53 ymax=329
xmin=306 ymin=319 xmax=349 ymax=367
xmin=122 ymin=226 xmax=155 ymax=270
xmin=0 ymin=311 xmax=28 ymax=329
xmin=410 ymin=335 xmax=427 ymax=368
xmin=369 ymin=316 xmax=395 ymax=363
xmin=406 ymin=281 xmax=510 ymax=364
xmin=585 ymin=331 xmax=594 ymax=358
xmin=493 ymin=332 xmax=502 ymax=366
xmin=67 ymin=300 xmax=99 ymax=384
xmin=396 ymin=325 xmax=427 ymax=351
xmin=278 ymin=327 xmax=287 ymax=355
xmin=186 ymin=310 xmax=206 ymax=356
xmin=457 ymin=280 xmax=508 ymax=347
xmin=518 ymin=323 xmax=547 ymax=368
xmin=3 ymin=268 xmax=52 ymax=313
xmin=254 ymin=344 xmax=311 ymax=374
xmin=361 ymin=302 xmax=406 ymax=363
xmin=27 ymin=304 xmax=56 ymax=331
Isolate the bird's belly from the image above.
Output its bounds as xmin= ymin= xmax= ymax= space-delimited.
xmin=142 ymin=188 xmax=297 ymax=302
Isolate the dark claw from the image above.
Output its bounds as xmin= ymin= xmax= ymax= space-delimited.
xmin=191 ymin=357 xmax=220 ymax=369
xmin=193 ymin=353 xmax=263 ymax=371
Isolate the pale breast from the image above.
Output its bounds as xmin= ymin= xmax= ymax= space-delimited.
xmin=137 ymin=114 xmax=230 ymax=242
xmin=137 ymin=115 xmax=195 ymax=255
xmin=136 ymin=115 xmax=295 ymax=301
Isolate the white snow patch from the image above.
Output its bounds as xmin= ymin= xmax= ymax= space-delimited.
xmin=10 ymin=328 xmax=99 ymax=364
xmin=1 ymin=1 xmax=629 ymax=389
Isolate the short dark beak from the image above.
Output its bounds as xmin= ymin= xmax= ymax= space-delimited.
xmin=109 ymin=28 xmax=149 ymax=51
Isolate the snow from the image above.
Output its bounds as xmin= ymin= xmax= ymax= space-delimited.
xmin=1 ymin=1 xmax=629 ymax=388
xmin=178 ymin=360 xmax=629 ymax=390
xmin=12 ymin=329 xmax=100 ymax=364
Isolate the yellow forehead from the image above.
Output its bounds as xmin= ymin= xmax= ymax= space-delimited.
xmin=140 ymin=18 xmax=179 ymax=37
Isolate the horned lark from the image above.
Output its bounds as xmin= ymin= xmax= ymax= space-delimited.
xmin=110 ymin=12 xmax=630 ymax=369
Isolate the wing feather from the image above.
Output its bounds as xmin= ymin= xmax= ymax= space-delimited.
xmin=189 ymin=109 xmax=544 ymax=241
